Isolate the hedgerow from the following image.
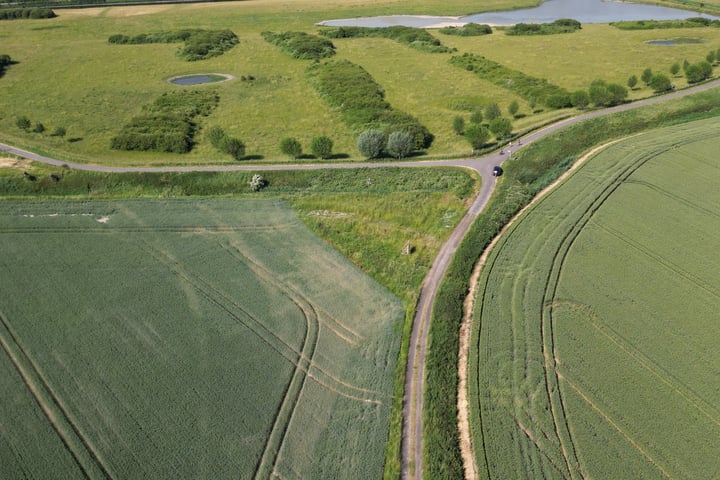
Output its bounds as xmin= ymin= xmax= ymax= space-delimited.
xmin=449 ymin=53 xmax=571 ymax=108
xmin=439 ymin=23 xmax=492 ymax=36
xmin=0 ymin=7 xmax=55 ymax=19
xmin=261 ymin=31 xmax=335 ymax=60
xmin=306 ymin=60 xmax=433 ymax=149
xmin=111 ymin=90 xmax=218 ymax=154
xmin=506 ymin=18 xmax=581 ymax=35
xmin=108 ymin=29 xmax=238 ymax=61
xmin=320 ymin=26 xmax=455 ymax=54
xmin=611 ymin=17 xmax=720 ymax=29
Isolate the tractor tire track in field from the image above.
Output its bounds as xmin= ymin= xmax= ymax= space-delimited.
xmin=553 ymin=300 xmax=720 ymax=429
xmin=133 ymin=240 xmax=319 ymax=480
xmin=559 ymin=374 xmax=673 ymax=479
xmin=0 ymin=311 xmax=113 ymax=479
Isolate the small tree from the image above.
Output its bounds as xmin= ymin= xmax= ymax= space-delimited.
xmin=484 ymin=102 xmax=502 ymax=121
xmin=280 ymin=137 xmax=302 ymax=160
xmin=489 ymin=117 xmax=513 ymax=139
xmin=386 ymin=131 xmax=415 ymax=159
xmin=51 ymin=126 xmax=66 ymax=137
xmin=508 ymin=100 xmax=519 ymax=118
xmin=357 ymin=129 xmax=386 ymax=159
xmin=627 ymin=74 xmax=638 ymax=89
xmin=669 ymin=63 xmax=680 ymax=77
xmin=707 ymin=50 xmax=716 ymax=65
xmin=33 ymin=123 xmax=45 ymax=133
xmin=310 ymin=135 xmax=333 ymax=159
xmin=452 ymin=115 xmax=465 ymax=135
xmin=469 ymin=110 xmax=483 ymax=124
xmin=464 ymin=123 xmax=490 ymax=153
xmin=16 ymin=116 xmax=31 ymax=131
xmin=220 ymin=136 xmax=246 ymax=160
xmin=641 ymin=67 xmax=653 ymax=86
xmin=206 ymin=125 xmax=226 ymax=148
xmin=250 ymin=174 xmax=267 ymax=191
xmin=570 ymin=90 xmax=589 ymax=109
xmin=649 ymin=73 xmax=672 ymax=92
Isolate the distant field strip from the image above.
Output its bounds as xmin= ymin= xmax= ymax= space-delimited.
xmin=470 ymin=117 xmax=720 ymax=479
xmin=0 ymin=198 xmax=402 ymax=479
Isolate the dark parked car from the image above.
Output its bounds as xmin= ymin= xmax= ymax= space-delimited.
xmin=492 ymin=166 xmax=503 ymax=177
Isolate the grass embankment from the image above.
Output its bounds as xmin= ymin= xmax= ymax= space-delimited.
xmin=423 ymin=85 xmax=720 ymax=479
xmin=2 ymin=2 xmax=720 ymax=164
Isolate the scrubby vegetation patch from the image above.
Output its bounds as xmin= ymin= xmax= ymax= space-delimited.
xmin=506 ymin=18 xmax=581 ymax=35
xmin=261 ymin=31 xmax=335 ymax=60
xmin=438 ymin=23 xmax=492 ymax=36
xmin=0 ymin=7 xmax=55 ymax=20
xmin=111 ymin=90 xmax=218 ymax=154
xmin=306 ymin=60 xmax=433 ymax=149
xmin=320 ymin=26 xmax=455 ymax=53
xmin=108 ymin=29 xmax=238 ymax=61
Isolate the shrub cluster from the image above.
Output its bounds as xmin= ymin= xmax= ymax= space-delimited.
xmin=111 ymin=90 xmax=218 ymax=154
xmin=306 ymin=60 xmax=433 ymax=149
xmin=0 ymin=7 xmax=56 ymax=20
xmin=15 ymin=114 xmax=66 ymax=137
xmin=439 ymin=23 xmax=492 ymax=36
xmin=0 ymin=54 xmax=12 ymax=77
xmin=320 ymin=26 xmax=454 ymax=53
xmin=261 ymin=31 xmax=335 ymax=60
xmin=506 ymin=18 xmax=581 ymax=35
xmin=611 ymin=17 xmax=720 ymax=29
xmin=108 ymin=29 xmax=238 ymax=61
xmin=450 ymin=53 xmax=571 ymax=108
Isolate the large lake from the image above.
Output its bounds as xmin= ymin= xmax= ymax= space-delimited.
xmin=319 ymin=0 xmax=720 ymax=28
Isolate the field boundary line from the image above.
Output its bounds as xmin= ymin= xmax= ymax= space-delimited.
xmin=560 ymin=373 xmax=673 ymax=479
xmin=0 ymin=311 xmax=113 ymax=479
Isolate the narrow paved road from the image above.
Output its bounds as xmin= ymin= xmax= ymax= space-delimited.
xmin=2 ymin=78 xmax=719 ymax=480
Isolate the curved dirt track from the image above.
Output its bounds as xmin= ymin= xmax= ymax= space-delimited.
xmin=2 ymin=78 xmax=720 ymax=480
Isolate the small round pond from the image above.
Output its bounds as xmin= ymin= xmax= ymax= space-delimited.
xmin=168 ymin=73 xmax=234 ymax=86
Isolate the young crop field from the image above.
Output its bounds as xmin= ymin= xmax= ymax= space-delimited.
xmin=1 ymin=0 xmax=719 ymax=165
xmin=469 ymin=116 xmax=720 ymax=479
xmin=0 ymin=198 xmax=404 ymax=479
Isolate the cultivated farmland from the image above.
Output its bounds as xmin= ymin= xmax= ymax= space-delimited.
xmin=0 ymin=198 xmax=403 ymax=479
xmin=469 ymin=116 xmax=720 ymax=478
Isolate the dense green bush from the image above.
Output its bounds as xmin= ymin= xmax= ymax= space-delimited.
xmin=310 ymin=135 xmax=334 ymax=159
xmin=112 ymin=90 xmax=218 ymax=154
xmin=685 ymin=60 xmax=713 ymax=83
xmin=280 ymin=137 xmax=303 ymax=159
xmin=386 ymin=131 xmax=415 ymax=159
xmin=506 ymin=18 xmax=581 ymax=35
xmin=0 ymin=7 xmax=55 ymax=20
xmin=320 ymin=25 xmax=454 ymax=53
xmin=357 ymin=129 xmax=386 ymax=159
xmin=261 ymin=31 xmax=335 ymax=60
xmin=450 ymin=53 xmax=570 ymax=108
xmin=108 ymin=29 xmax=238 ymax=61
xmin=439 ymin=23 xmax=492 ymax=36
xmin=0 ymin=54 xmax=13 ymax=77
xmin=611 ymin=17 xmax=720 ymax=29
xmin=306 ymin=60 xmax=433 ymax=148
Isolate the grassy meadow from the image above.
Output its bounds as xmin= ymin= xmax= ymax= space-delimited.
xmin=469 ymin=116 xmax=720 ymax=478
xmin=1 ymin=0 xmax=720 ymax=165
xmin=0 ymin=198 xmax=405 ymax=479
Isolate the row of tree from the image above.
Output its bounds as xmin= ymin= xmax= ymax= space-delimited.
xmin=15 ymin=115 xmax=67 ymax=137
xmin=0 ymin=7 xmax=55 ymax=20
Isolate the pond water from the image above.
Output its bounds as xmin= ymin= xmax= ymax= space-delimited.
xmin=168 ymin=74 xmax=233 ymax=85
xmin=319 ymin=0 xmax=720 ymax=28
